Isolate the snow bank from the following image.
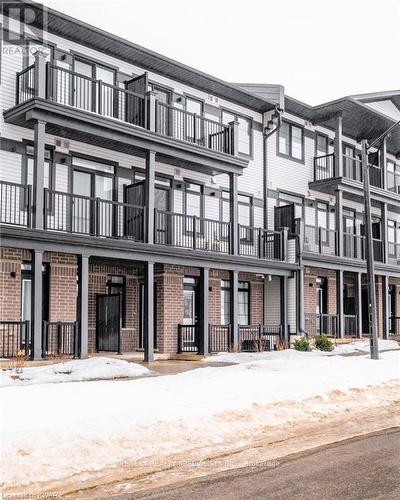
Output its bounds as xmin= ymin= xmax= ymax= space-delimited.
xmin=1 ymin=357 xmax=150 ymax=386
xmin=1 ymin=350 xmax=399 ymax=488
xmin=211 ymin=339 xmax=399 ymax=364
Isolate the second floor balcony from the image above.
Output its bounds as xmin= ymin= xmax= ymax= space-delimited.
xmin=0 ymin=181 xmax=293 ymax=264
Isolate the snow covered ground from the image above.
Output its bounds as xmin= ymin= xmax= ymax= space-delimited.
xmin=0 ymin=357 xmax=150 ymax=386
xmin=1 ymin=347 xmax=399 ymax=489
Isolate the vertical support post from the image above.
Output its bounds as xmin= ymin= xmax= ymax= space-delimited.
xmin=382 ymin=274 xmax=389 ymax=340
xmin=380 ymin=137 xmax=387 ymax=190
xmin=33 ymin=119 xmax=46 ymax=230
xmin=34 ymin=51 xmax=47 ymax=99
xmin=229 ymin=120 xmax=239 ymax=156
xmin=357 ymin=272 xmax=363 ymax=338
xmin=297 ymin=268 xmax=305 ymax=334
xmin=229 ymin=173 xmax=238 ymax=255
xmin=337 ymin=269 xmax=344 ymax=338
xmin=335 ymin=189 xmax=343 ymax=257
xmin=77 ymin=254 xmax=89 ymax=359
xmin=334 ymin=114 xmax=343 ymax=177
xmin=281 ymin=227 xmax=289 ymax=261
xmin=143 ymin=261 xmax=155 ymax=362
xmin=362 ymin=139 xmax=379 ymax=359
xmin=198 ymin=267 xmax=209 ymax=356
xmin=146 ymin=91 xmax=157 ymax=132
xmin=230 ymin=270 xmax=239 ymax=351
xmin=145 ymin=150 xmax=156 ymax=244
xmin=280 ymin=275 xmax=289 ymax=346
xmin=32 ymin=250 xmax=43 ymax=360
xmin=381 ymin=202 xmax=388 ymax=264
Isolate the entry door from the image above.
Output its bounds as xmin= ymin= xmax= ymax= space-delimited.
xmin=96 ymin=294 xmax=121 ymax=352
xmin=125 ymin=73 xmax=148 ymax=126
xmin=124 ymin=181 xmax=145 ymax=240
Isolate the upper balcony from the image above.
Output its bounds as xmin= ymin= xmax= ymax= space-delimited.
xmin=311 ymin=153 xmax=400 ymax=203
xmin=3 ymin=59 xmax=248 ymax=176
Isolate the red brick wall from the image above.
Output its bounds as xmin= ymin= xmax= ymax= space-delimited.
xmin=46 ymin=253 xmax=77 ymax=323
xmin=304 ymin=267 xmax=337 ymax=315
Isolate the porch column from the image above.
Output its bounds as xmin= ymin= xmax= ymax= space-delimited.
xmin=230 ymin=270 xmax=239 ymax=350
xmin=33 ymin=119 xmax=46 ymax=230
xmin=31 ymin=250 xmax=43 ymax=360
xmin=34 ymin=50 xmax=47 ymax=99
xmin=145 ymin=150 xmax=156 ymax=244
xmin=381 ymin=202 xmax=388 ymax=264
xmin=230 ymin=173 xmax=238 ymax=255
xmin=335 ymin=189 xmax=343 ymax=257
xmin=297 ymin=268 xmax=305 ymax=334
xmin=357 ymin=272 xmax=363 ymax=338
xmin=382 ymin=275 xmax=389 ymax=340
xmin=77 ymin=254 xmax=89 ymax=358
xmin=280 ymin=276 xmax=289 ymax=345
xmin=143 ymin=261 xmax=155 ymax=362
xmin=337 ymin=270 xmax=345 ymax=338
xmin=198 ymin=267 xmax=209 ymax=356
xmin=380 ymin=137 xmax=387 ymax=190
xmin=334 ymin=114 xmax=343 ymax=177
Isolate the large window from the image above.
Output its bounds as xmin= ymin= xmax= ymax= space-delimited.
xmin=24 ymin=145 xmax=53 ymax=190
xmin=316 ymin=134 xmax=328 ymax=157
xmin=222 ymin=111 xmax=252 ymax=155
xmin=220 ymin=280 xmax=231 ymax=325
xmin=316 ymin=202 xmax=329 ymax=243
xmin=238 ymin=281 xmax=250 ymax=325
xmin=184 ymin=182 xmax=203 ymax=232
xmin=278 ymin=121 xmax=304 ymax=160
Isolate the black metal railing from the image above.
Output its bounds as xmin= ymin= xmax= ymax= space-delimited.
xmin=389 ymin=317 xmax=400 ymax=336
xmin=177 ymin=324 xmax=199 ymax=353
xmin=154 ymin=210 xmax=230 ymax=253
xmin=0 ymin=321 xmax=30 ymax=358
xmin=303 ymin=225 xmax=337 ymax=255
xmin=155 ymin=101 xmax=232 ymax=154
xmin=314 ymin=153 xmax=335 ymax=181
xmin=44 ymin=189 xmax=145 ymax=240
xmin=305 ymin=313 xmax=338 ymax=337
xmin=46 ymin=64 xmax=147 ymax=127
xmin=42 ymin=321 xmax=79 ymax=357
xmin=0 ymin=181 xmax=31 ymax=227
xmin=344 ymin=315 xmax=358 ymax=337
xmin=238 ymin=226 xmax=283 ymax=260
xmin=239 ymin=324 xmax=282 ymax=352
xmin=343 ymin=233 xmax=365 ymax=259
xmin=208 ymin=325 xmax=231 ymax=353
xmin=16 ymin=65 xmax=35 ymax=104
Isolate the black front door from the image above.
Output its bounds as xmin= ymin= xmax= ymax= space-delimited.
xmin=124 ymin=181 xmax=145 ymax=240
xmin=96 ymin=294 xmax=121 ymax=352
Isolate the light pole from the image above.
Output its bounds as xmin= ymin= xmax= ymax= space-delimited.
xmin=361 ymin=119 xmax=400 ymax=360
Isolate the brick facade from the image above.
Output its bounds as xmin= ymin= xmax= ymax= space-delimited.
xmin=304 ymin=267 xmax=337 ymax=315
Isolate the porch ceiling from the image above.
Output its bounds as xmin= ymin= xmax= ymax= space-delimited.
xmin=3 ymin=99 xmax=248 ymax=176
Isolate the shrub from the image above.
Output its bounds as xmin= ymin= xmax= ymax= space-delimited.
xmin=293 ymin=337 xmax=311 ymax=351
xmin=314 ymin=335 xmax=334 ymax=352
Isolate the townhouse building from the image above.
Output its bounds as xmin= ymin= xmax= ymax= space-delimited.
xmin=0 ymin=1 xmax=399 ymax=361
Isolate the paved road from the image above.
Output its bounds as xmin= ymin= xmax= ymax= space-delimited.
xmin=129 ymin=428 xmax=400 ymax=500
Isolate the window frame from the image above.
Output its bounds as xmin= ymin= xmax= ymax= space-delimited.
xmin=277 ymin=120 xmax=305 ymax=163
xmin=183 ymin=181 xmax=204 ymax=234
xmin=315 ymin=200 xmax=329 ymax=244
xmin=220 ymin=108 xmax=253 ymax=158
xmin=315 ymin=132 xmax=329 ymax=158
xmin=238 ymin=281 xmax=250 ymax=326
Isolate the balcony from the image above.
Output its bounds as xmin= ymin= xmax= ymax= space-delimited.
xmin=313 ymin=154 xmax=383 ymax=189
xmin=303 ymin=225 xmax=384 ymax=263
xmin=0 ymin=182 xmax=292 ymax=264
xmin=5 ymin=63 xmax=246 ymax=176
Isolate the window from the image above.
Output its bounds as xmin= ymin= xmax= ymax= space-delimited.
xmin=371 ymin=216 xmax=381 ymax=240
xmin=316 ymin=134 xmax=328 ymax=157
xmin=220 ymin=280 xmax=231 ymax=325
xmin=74 ymin=59 xmax=115 ymax=115
xmin=343 ymin=145 xmax=359 ymax=180
xmin=238 ymin=195 xmax=251 ymax=227
xmin=278 ymin=192 xmax=303 ymax=219
xmin=387 ymin=160 xmax=400 ymax=193
xmin=184 ymin=182 xmax=203 ymax=232
xmin=220 ymin=190 xmax=230 ymax=223
xmin=278 ymin=122 xmax=304 ymax=160
xmin=107 ymin=275 xmax=126 ymax=327
xmin=222 ymin=111 xmax=252 ymax=155
xmin=316 ymin=202 xmax=329 ymax=243
xmin=238 ymin=281 xmax=250 ymax=325
xmin=185 ymin=97 xmax=203 ymax=142
xmin=24 ymin=145 xmax=53 ymax=190
xmin=73 ymin=157 xmax=114 ymax=174
xmin=186 ymin=97 xmax=203 ymax=116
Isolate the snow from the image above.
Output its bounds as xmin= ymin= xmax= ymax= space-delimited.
xmin=211 ymin=339 xmax=400 ymax=364
xmin=0 ymin=357 xmax=150 ymax=386
xmin=1 ymin=349 xmax=399 ymax=488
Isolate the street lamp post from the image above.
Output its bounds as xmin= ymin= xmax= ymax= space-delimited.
xmin=361 ymin=119 xmax=400 ymax=360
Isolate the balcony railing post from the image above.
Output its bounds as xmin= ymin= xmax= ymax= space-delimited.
xmin=57 ymin=321 xmax=62 ymax=355
xmin=34 ymin=51 xmax=47 ymax=99
xmin=258 ymin=229 xmax=263 ymax=259
xmin=27 ymin=185 xmax=32 ymax=228
xmin=228 ymin=120 xmax=239 ymax=156
xmin=318 ymin=227 xmax=322 ymax=254
xmin=97 ymin=80 xmax=103 ymax=115
xmin=281 ymin=227 xmax=289 ymax=261
xmin=193 ymin=217 xmax=197 ymax=250
xmin=146 ymin=91 xmax=157 ymax=132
